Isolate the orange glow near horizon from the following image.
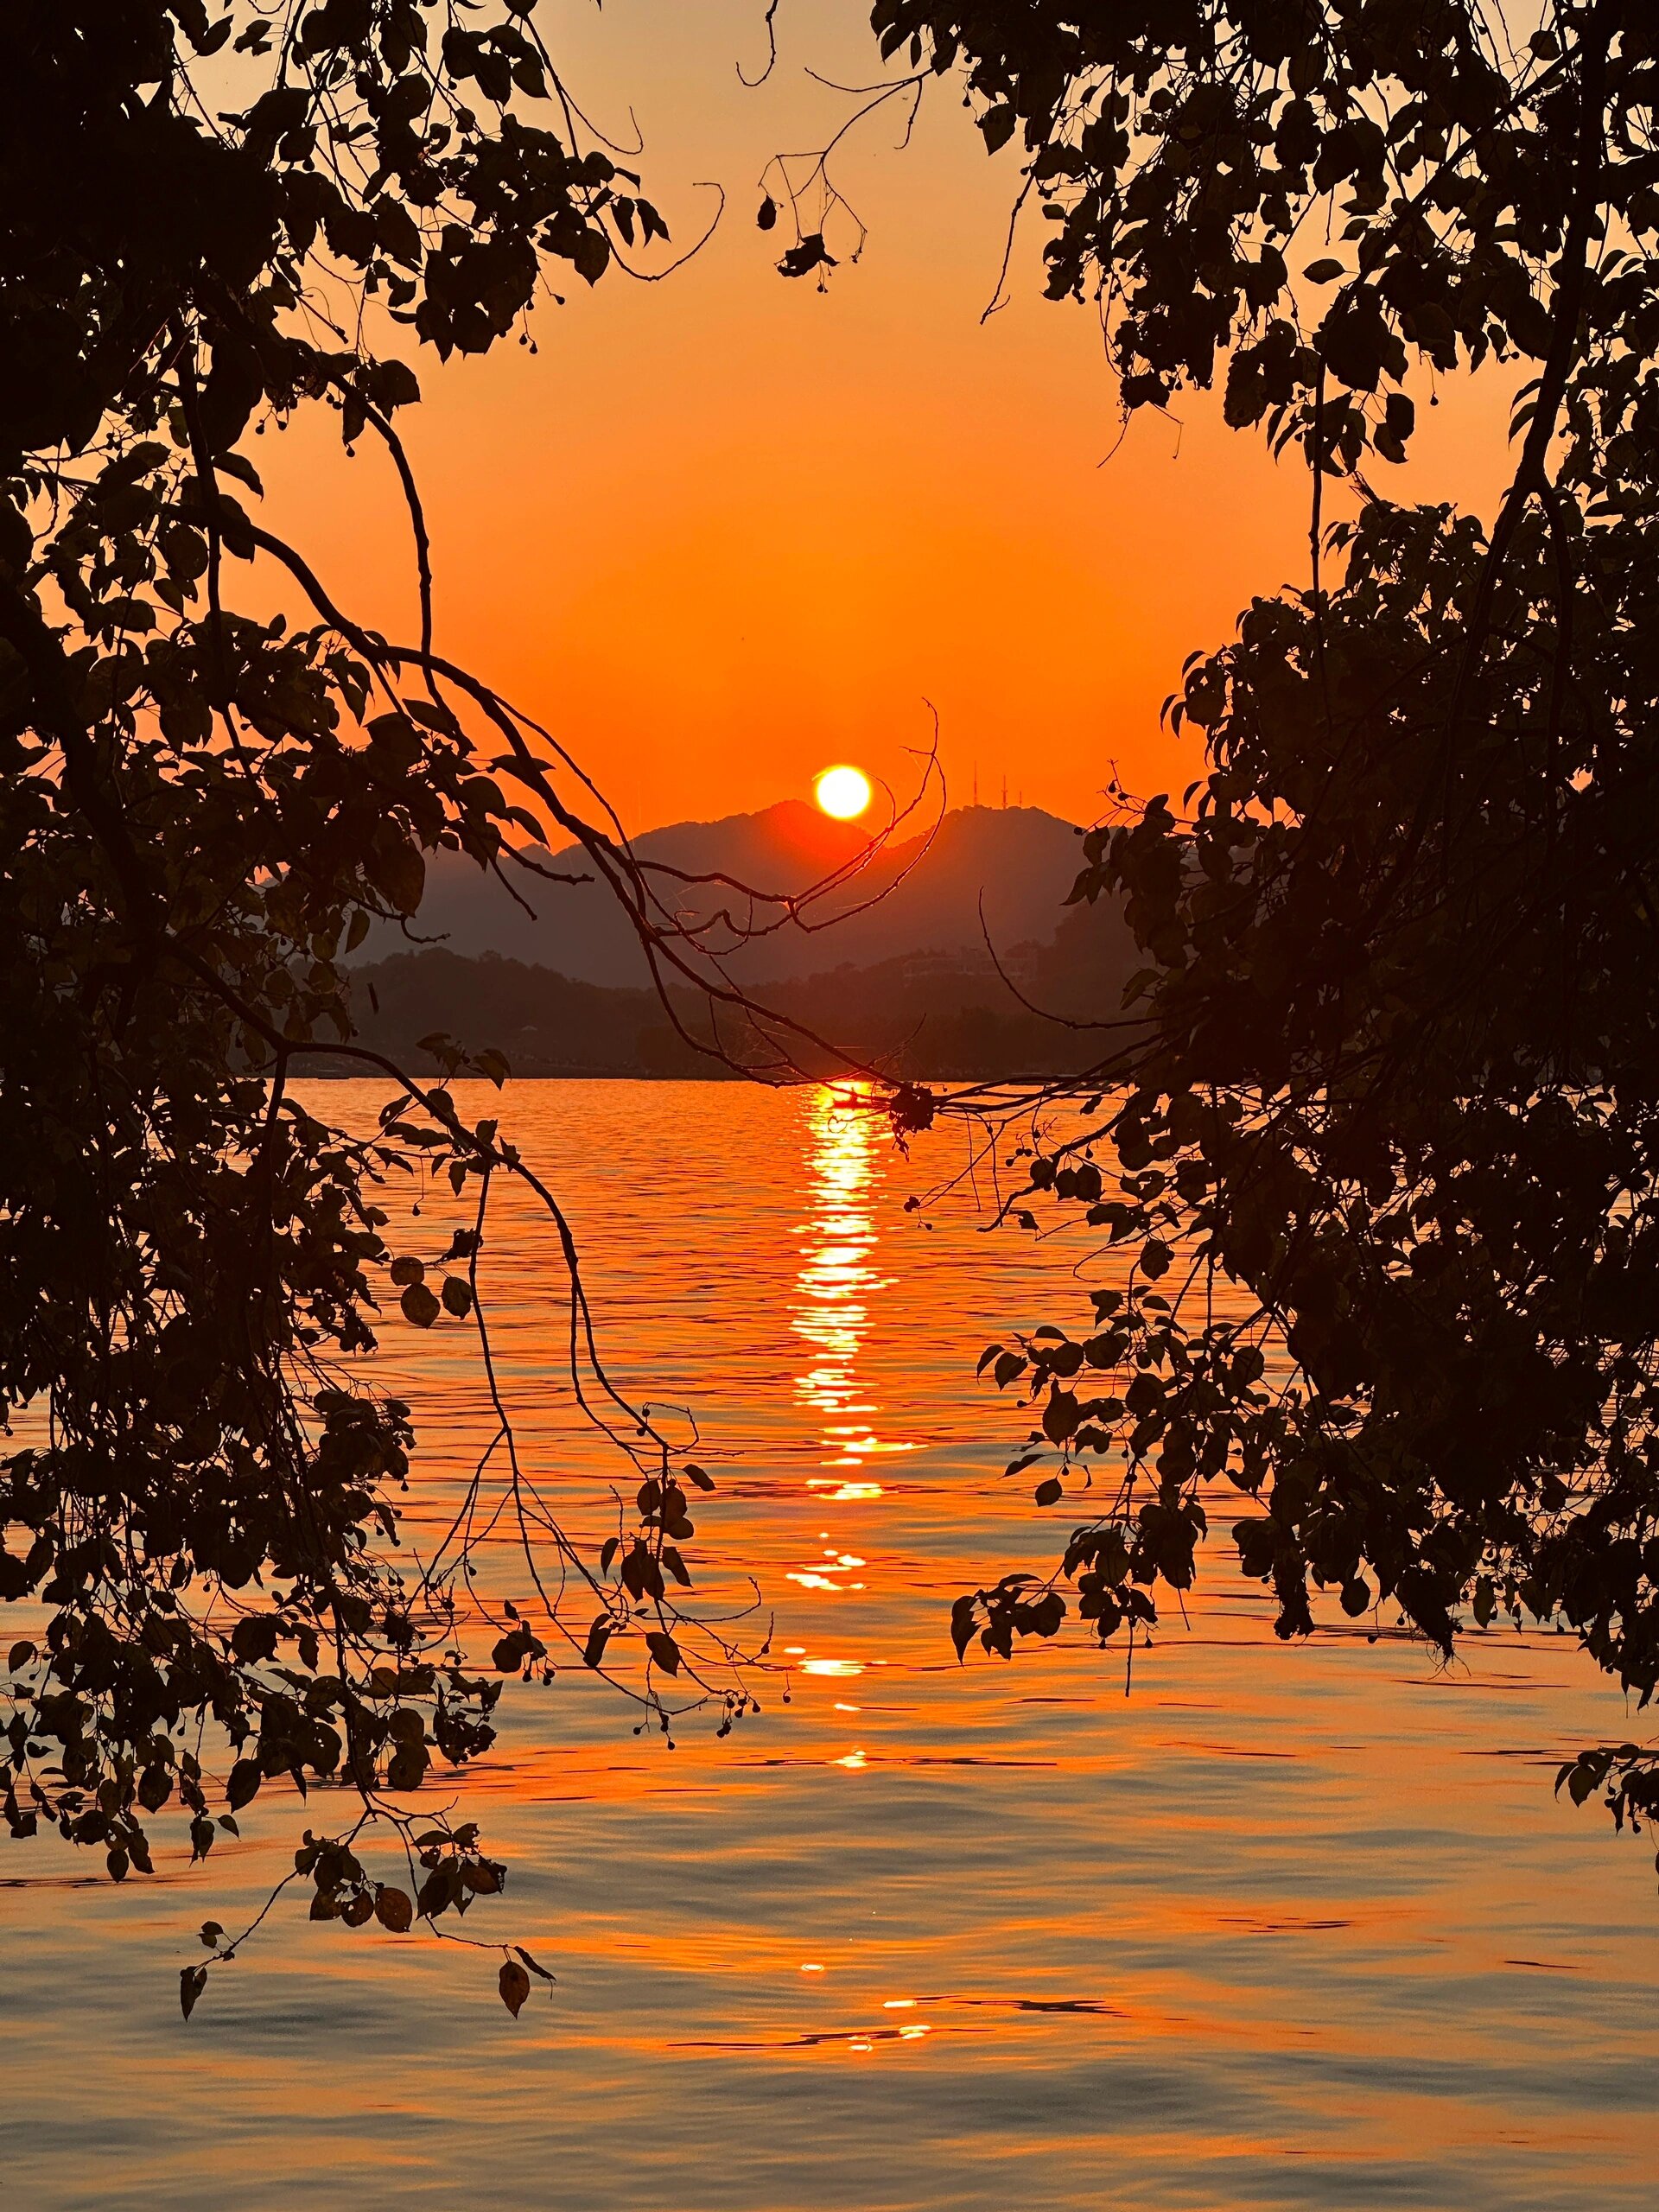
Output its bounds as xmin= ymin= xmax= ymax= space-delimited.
xmin=250 ymin=0 xmax=1524 ymax=836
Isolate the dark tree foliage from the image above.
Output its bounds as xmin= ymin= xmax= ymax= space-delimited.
xmin=0 ymin=0 xmax=860 ymax=2011
xmin=869 ymin=1 xmax=1659 ymax=1846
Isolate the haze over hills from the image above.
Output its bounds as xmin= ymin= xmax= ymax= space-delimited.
xmin=329 ymin=798 xmax=1139 ymax=1080
xmin=367 ymin=800 xmax=1098 ymax=988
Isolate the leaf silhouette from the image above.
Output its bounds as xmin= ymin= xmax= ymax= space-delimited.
xmin=778 ymin=233 xmax=836 ymax=279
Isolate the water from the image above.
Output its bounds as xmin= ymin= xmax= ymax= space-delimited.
xmin=3 ymin=1082 xmax=1655 ymax=2209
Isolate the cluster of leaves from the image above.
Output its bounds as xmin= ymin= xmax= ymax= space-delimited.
xmin=883 ymin=3 xmax=1659 ymax=1856
xmin=994 ymin=479 xmax=1659 ymax=1684
xmin=875 ymin=0 xmax=1652 ymax=472
xmin=179 ymin=1813 xmax=556 ymax=2018
xmin=10 ymin=0 xmax=666 ymax=473
xmin=0 ymin=0 xmax=795 ymax=2012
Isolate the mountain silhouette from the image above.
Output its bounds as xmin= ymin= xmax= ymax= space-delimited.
xmin=373 ymin=800 xmax=1095 ymax=987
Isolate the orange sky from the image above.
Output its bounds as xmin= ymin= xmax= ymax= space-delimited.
xmin=257 ymin=0 xmax=1521 ymax=833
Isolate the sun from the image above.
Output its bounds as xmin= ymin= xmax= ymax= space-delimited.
xmin=814 ymin=764 xmax=872 ymax=821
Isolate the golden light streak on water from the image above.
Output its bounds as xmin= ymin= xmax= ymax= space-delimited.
xmin=0 ymin=1082 xmax=1654 ymax=2209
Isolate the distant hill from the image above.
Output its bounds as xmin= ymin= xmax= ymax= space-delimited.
xmin=364 ymin=800 xmax=1096 ymax=988
xmin=321 ymin=896 xmax=1136 ymax=1084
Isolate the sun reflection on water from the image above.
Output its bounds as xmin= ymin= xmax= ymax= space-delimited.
xmin=791 ymin=1084 xmax=917 ymax=1480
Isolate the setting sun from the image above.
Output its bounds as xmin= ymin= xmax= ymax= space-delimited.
xmin=814 ymin=765 xmax=872 ymax=821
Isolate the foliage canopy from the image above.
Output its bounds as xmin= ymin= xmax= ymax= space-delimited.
xmin=871 ymin=0 xmax=1659 ymax=1844
xmin=0 ymin=0 xmax=840 ymax=2008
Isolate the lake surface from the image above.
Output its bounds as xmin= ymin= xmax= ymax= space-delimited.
xmin=3 ymin=1081 xmax=1656 ymax=2209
